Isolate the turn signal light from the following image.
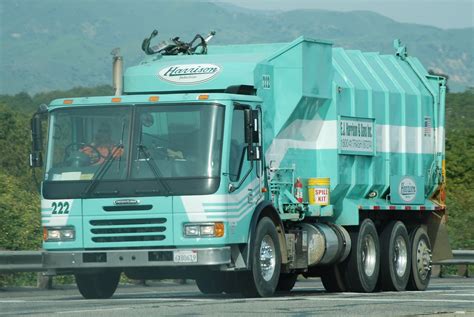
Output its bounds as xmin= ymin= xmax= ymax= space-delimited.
xmin=214 ymin=222 xmax=224 ymax=237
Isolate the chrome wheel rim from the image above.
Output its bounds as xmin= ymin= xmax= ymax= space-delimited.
xmin=394 ymin=236 xmax=408 ymax=277
xmin=260 ymin=235 xmax=276 ymax=282
xmin=362 ymin=234 xmax=377 ymax=277
xmin=416 ymin=238 xmax=432 ymax=280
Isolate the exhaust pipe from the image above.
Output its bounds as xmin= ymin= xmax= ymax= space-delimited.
xmin=111 ymin=48 xmax=123 ymax=96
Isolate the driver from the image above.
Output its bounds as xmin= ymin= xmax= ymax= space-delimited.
xmin=82 ymin=124 xmax=123 ymax=164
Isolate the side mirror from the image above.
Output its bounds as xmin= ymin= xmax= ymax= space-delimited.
xmin=244 ymin=109 xmax=261 ymax=161
xmin=30 ymin=111 xmax=44 ymax=168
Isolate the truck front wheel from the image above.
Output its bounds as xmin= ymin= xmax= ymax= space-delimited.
xmin=406 ymin=226 xmax=432 ymax=290
xmin=276 ymin=273 xmax=298 ymax=292
xmin=344 ymin=218 xmax=380 ymax=292
xmin=195 ymin=272 xmax=226 ymax=294
xmin=75 ymin=270 xmax=120 ymax=299
xmin=242 ymin=217 xmax=281 ymax=297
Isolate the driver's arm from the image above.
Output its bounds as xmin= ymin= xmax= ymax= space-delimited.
xmin=167 ymin=148 xmax=184 ymax=159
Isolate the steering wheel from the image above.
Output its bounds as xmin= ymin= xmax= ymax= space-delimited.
xmin=64 ymin=142 xmax=102 ymax=166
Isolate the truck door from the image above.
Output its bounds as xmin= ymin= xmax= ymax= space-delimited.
xmin=226 ymin=104 xmax=262 ymax=243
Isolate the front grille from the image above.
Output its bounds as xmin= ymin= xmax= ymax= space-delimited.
xmin=91 ymin=227 xmax=166 ymax=234
xmin=89 ymin=218 xmax=167 ymax=244
xmin=90 ymin=218 xmax=166 ymax=226
xmin=92 ymin=235 xmax=166 ymax=243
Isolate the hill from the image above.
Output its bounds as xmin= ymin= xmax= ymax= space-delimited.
xmin=0 ymin=0 xmax=472 ymax=94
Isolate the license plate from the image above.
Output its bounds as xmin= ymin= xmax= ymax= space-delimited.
xmin=173 ymin=250 xmax=198 ymax=263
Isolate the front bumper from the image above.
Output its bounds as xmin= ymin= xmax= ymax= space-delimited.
xmin=43 ymin=247 xmax=231 ymax=269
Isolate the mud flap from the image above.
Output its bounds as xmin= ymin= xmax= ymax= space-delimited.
xmin=426 ymin=211 xmax=452 ymax=262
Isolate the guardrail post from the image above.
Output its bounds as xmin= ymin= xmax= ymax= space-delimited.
xmin=457 ymin=264 xmax=470 ymax=278
xmin=431 ymin=265 xmax=441 ymax=277
xmin=37 ymin=273 xmax=53 ymax=289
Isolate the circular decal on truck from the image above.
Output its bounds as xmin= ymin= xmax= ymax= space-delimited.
xmin=158 ymin=64 xmax=221 ymax=85
xmin=398 ymin=177 xmax=417 ymax=203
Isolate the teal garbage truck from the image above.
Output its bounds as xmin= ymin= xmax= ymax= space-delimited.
xmin=30 ymin=31 xmax=451 ymax=298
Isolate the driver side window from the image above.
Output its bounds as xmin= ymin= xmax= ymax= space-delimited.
xmin=229 ymin=108 xmax=246 ymax=182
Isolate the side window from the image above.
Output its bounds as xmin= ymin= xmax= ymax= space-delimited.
xmin=229 ymin=108 xmax=246 ymax=182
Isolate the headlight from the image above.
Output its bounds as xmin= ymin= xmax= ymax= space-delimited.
xmin=184 ymin=225 xmax=200 ymax=236
xmin=43 ymin=227 xmax=75 ymax=242
xmin=183 ymin=222 xmax=224 ymax=238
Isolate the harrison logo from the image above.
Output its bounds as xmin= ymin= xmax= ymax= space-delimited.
xmin=398 ymin=177 xmax=417 ymax=203
xmin=158 ymin=64 xmax=221 ymax=84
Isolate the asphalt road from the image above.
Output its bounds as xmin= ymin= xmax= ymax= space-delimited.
xmin=1 ymin=277 xmax=473 ymax=316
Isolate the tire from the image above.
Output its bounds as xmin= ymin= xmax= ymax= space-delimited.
xmin=222 ymin=272 xmax=242 ymax=294
xmin=406 ymin=226 xmax=432 ymax=291
xmin=276 ymin=273 xmax=298 ymax=292
xmin=75 ymin=271 xmax=121 ymax=299
xmin=379 ymin=221 xmax=410 ymax=291
xmin=241 ymin=217 xmax=282 ymax=297
xmin=321 ymin=265 xmax=347 ymax=292
xmin=195 ymin=273 xmax=226 ymax=295
xmin=344 ymin=219 xmax=380 ymax=292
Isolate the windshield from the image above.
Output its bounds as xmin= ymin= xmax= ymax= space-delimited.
xmin=45 ymin=106 xmax=131 ymax=181
xmin=43 ymin=103 xmax=224 ymax=198
xmin=133 ymin=104 xmax=223 ymax=179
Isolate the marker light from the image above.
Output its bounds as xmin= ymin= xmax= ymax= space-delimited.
xmin=111 ymin=97 xmax=122 ymax=103
xmin=63 ymin=99 xmax=74 ymax=104
xmin=149 ymin=96 xmax=160 ymax=102
xmin=198 ymin=94 xmax=209 ymax=100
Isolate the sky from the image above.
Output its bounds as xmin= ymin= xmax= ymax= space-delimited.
xmin=212 ymin=0 xmax=474 ymax=29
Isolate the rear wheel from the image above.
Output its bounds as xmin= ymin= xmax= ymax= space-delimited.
xmin=75 ymin=271 xmax=121 ymax=299
xmin=241 ymin=217 xmax=281 ymax=297
xmin=379 ymin=221 xmax=410 ymax=291
xmin=407 ymin=226 xmax=432 ymax=291
xmin=321 ymin=264 xmax=347 ymax=292
xmin=276 ymin=273 xmax=298 ymax=292
xmin=344 ymin=219 xmax=380 ymax=292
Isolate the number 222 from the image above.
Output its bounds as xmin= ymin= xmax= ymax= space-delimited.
xmin=51 ymin=202 xmax=70 ymax=215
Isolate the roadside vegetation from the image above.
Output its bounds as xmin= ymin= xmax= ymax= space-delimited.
xmin=0 ymin=87 xmax=472 ymax=286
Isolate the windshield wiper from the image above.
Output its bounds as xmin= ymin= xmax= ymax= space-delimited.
xmin=137 ymin=144 xmax=172 ymax=196
xmin=81 ymin=144 xmax=124 ymax=198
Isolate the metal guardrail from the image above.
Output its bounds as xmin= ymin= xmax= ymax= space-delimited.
xmin=0 ymin=251 xmax=44 ymax=273
xmin=433 ymin=250 xmax=474 ymax=278
xmin=433 ymin=250 xmax=474 ymax=265
xmin=0 ymin=250 xmax=473 ymax=273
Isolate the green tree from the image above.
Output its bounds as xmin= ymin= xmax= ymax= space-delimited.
xmin=445 ymin=91 xmax=474 ymax=249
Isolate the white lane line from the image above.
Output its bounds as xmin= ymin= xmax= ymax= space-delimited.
xmin=431 ymin=284 xmax=474 ymax=288
xmin=3 ymin=294 xmax=474 ymax=306
xmin=304 ymin=297 xmax=473 ymax=304
xmin=292 ymin=288 xmax=461 ymax=295
xmin=0 ymin=298 xmax=217 ymax=304
xmin=0 ymin=300 xmax=25 ymax=303
xmin=444 ymin=294 xmax=474 ymax=297
xmin=57 ymin=307 xmax=129 ymax=314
